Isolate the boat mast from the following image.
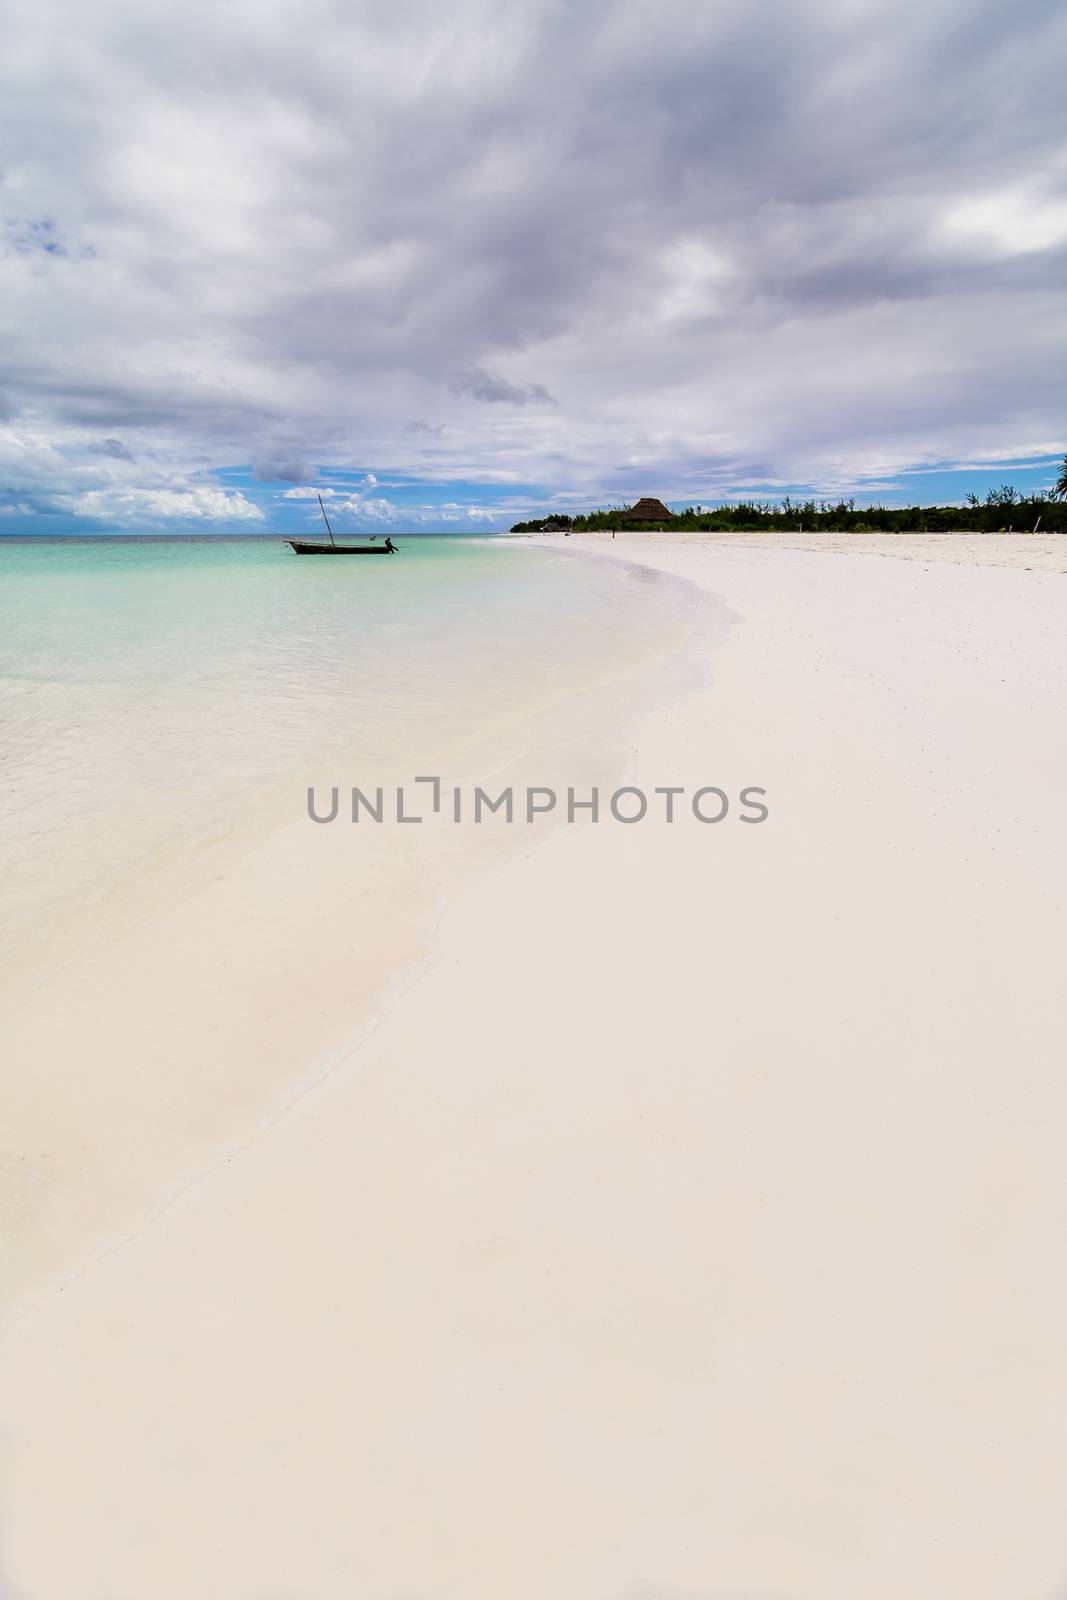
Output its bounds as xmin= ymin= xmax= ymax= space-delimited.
xmin=317 ymin=493 xmax=336 ymax=547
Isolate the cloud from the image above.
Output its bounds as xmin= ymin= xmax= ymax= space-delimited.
xmin=253 ymin=454 xmax=315 ymax=484
xmin=283 ymin=484 xmax=398 ymax=523
xmin=0 ymin=421 xmax=267 ymax=525
xmin=448 ymin=367 xmax=557 ymax=407
xmin=425 ymin=502 xmax=502 ymax=523
xmin=1 ymin=0 xmax=1065 ymax=513
xmin=941 ymin=183 xmax=1067 ymax=259
xmin=94 ymin=436 xmax=136 ymax=461
xmin=0 ymin=427 xmax=67 ymax=486
xmin=5 ymin=216 xmax=69 ymax=258
xmin=332 ymin=495 xmax=398 ymax=523
xmin=71 ymin=487 xmax=263 ymax=522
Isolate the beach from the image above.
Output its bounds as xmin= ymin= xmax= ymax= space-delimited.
xmin=2 ymin=532 xmax=1066 ymax=1599
xmin=0 ymin=535 xmax=705 ymax=1313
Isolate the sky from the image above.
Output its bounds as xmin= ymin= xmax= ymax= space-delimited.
xmin=1 ymin=0 xmax=1065 ymax=534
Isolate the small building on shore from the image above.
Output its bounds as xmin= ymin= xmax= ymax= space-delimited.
xmin=621 ymin=497 xmax=674 ymax=524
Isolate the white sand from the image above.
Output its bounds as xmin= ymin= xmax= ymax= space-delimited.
xmin=2 ymin=533 xmax=1066 ymax=1599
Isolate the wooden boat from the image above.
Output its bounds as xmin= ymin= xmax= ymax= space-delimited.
xmin=289 ymin=495 xmax=398 ymax=555
xmin=289 ymin=539 xmax=395 ymax=555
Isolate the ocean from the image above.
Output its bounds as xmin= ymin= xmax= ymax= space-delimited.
xmin=0 ymin=534 xmax=705 ymax=973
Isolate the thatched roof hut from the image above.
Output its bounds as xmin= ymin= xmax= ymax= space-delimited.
xmin=621 ymin=497 xmax=674 ymax=523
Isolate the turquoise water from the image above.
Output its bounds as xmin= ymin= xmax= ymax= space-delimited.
xmin=0 ymin=535 xmax=697 ymax=959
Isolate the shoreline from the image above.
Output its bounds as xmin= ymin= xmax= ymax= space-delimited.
xmin=1 ymin=540 xmax=725 ymax=1324
xmin=521 ymin=525 xmax=1067 ymax=571
xmin=3 ymin=533 xmax=1066 ymax=1598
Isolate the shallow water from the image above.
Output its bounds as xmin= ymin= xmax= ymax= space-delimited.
xmin=0 ymin=535 xmax=701 ymax=961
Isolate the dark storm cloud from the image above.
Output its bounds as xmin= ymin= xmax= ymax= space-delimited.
xmin=1 ymin=0 xmax=1065 ymax=516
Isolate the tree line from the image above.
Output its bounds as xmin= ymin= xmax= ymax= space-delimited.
xmin=511 ymin=458 xmax=1067 ymax=534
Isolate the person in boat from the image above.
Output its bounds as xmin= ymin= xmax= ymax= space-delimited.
xmin=384 ymin=537 xmax=397 ymax=553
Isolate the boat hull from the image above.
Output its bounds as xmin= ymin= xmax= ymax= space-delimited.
xmin=288 ymin=541 xmax=396 ymax=555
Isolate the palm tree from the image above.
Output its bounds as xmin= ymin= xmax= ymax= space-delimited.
xmin=1054 ymin=454 xmax=1067 ymax=499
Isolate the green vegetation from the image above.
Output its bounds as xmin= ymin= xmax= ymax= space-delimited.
xmin=512 ymin=459 xmax=1067 ymax=533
